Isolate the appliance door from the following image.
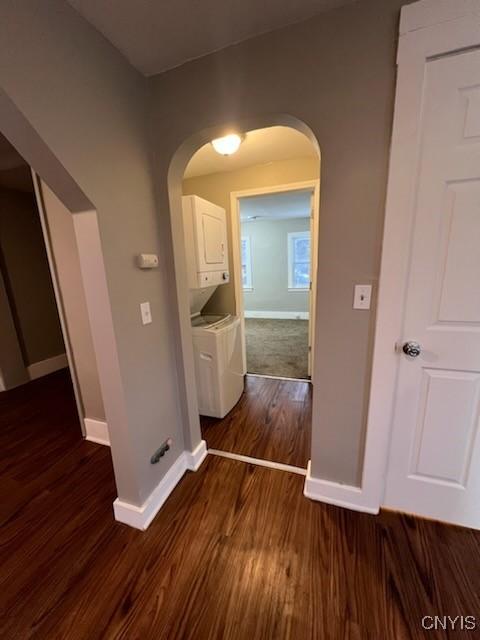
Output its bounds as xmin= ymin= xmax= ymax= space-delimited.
xmin=217 ymin=318 xmax=244 ymax=417
xmin=192 ymin=196 xmax=228 ymax=273
xmin=192 ymin=332 xmax=220 ymax=417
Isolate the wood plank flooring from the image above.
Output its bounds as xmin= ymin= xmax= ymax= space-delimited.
xmin=201 ymin=375 xmax=311 ymax=468
xmin=2 ymin=371 xmax=480 ymax=639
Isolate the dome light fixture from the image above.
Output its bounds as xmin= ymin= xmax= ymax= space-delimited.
xmin=211 ymin=133 xmax=244 ymax=156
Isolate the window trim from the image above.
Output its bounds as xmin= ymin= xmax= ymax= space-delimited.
xmin=288 ymin=231 xmax=310 ymax=291
xmin=241 ymin=236 xmax=253 ymax=291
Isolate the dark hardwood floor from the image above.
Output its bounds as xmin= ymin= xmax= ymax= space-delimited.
xmin=0 ymin=370 xmax=87 ymax=525
xmin=201 ymin=374 xmax=311 ymax=468
xmin=2 ymin=370 xmax=480 ymax=639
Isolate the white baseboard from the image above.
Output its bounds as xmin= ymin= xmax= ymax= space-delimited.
xmin=303 ymin=461 xmax=379 ymax=514
xmin=209 ymin=448 xmax=306 ymax=476
xmin=244 ymin=310 xmax=309 ymax=320
xmin=113 ymin=440 xmax=208 ymax=530
xmin=185 ymin=439 xmax=208 ymax=471
xmin=84 ymin=418 xmax=110 ymax=446
xmin=247 ymin=373 xmax=311 ymax=383
xmin=27 ymin=353 xmax=68 ymax=380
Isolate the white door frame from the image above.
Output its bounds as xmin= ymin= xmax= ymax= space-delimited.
xmin=230 ymin=179 xmax=320 ymax=381
xmin=360 ymin=0 xmax=480 ymax=513
xmin=32 ymin=171 xmax=86 ymax=435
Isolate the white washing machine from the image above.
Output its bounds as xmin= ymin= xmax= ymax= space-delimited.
xmin=191 ymin=314 xmax=244 ymax=418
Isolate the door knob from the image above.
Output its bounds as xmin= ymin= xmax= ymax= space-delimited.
xmin=402 ymin=341 xmax=421 ymax=358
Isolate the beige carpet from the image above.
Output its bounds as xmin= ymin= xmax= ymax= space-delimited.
xmin=245 ymin=318 xmax=309 ymax=379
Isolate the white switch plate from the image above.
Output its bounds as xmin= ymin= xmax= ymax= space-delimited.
xmin=353 ymin=285 xmax=372 ymax=310
xmin=140 ymin=301 xmax=152 ymax=325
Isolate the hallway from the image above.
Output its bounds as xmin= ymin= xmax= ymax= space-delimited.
xmin=1 ymin=375 xmax=479 ymax=638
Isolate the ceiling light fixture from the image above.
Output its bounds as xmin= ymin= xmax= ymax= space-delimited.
xmin=211 ymin=133 xmax=244 ymax=156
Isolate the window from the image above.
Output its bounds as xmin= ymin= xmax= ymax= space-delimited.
xmin=241 ymin=236 xmax=253 ymax=290
xmin=288 ymin=231 xmax=310 ymax=290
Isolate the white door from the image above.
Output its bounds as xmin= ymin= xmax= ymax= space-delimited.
xmin=192 ymin=196 xmax=228 ymax=272
xmin=384 ymin=49 xmax=480 ymax=528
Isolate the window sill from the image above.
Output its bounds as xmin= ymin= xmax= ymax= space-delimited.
xmin=288 ymin=287 xmax=309 ymax=292
xmin=243 ymin=287 xmax=253 ymax=292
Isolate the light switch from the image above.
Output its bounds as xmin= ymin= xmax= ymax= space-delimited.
xmin=140 ymin=301 xmax=152 ymax=325
xmin=353 ymin=285 xmax=372 ymax=310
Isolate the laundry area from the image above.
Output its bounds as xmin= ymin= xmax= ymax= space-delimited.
xmin=181 ymin=190 xmax=312 ymax=469
xmin=183 ymin=194 xmax=245 ymax=419
xmin=179 ymin=126 xmax=317 ymax=464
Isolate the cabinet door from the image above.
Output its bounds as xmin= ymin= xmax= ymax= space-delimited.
xmin=192 ymin=196 xmax=228 ymax=271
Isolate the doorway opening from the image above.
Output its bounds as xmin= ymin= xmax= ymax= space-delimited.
xmin=0 ymin=134 xmax=77 ymax=404
xmin=235 ymin=182 xmax=319 ymax=380
xmin=175 ymin=124 xmax=320 ymax=470
xmin=0 ymin=131 xmax=110 ymax=522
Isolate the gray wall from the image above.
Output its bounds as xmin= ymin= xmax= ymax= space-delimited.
xmin=0 ymin=187 xmax=64 ymax=365
xmin=39 ymin=180 xmax=105 ymax=422
xmin=242 ymin=218 xmax=310 ymax=313
xmin=0 ymin=0 xmax=412 ymax=501
xmin=0 ymin=1 xmax=187 ymax=506
xmin=150 ymin=0 xmax=411 ymax=485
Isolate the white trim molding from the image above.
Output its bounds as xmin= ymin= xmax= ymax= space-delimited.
xmin=27 ymin=353 xmax=68 ymax=380
xmin=399 ymin=0 xmax=480 ymax=35
xmin=84 ymin=418 xmax=110 ymax=446
xmin=33 ymin=173 xmax=86 ymax=436
xmin=185 ymin=439 xmax=207 ymax=471
xmin=244 ymin=310 xmax=309 ymax=320
xmin=209 ymin=448 xmax=307 ymax=476
xmin=361 ymin=0 xmax=480 ymax=514
xmin=248 ymin=373 xmax=310 ymax=383
xmin=303 ymin=461 xmax=379 ymax=514
xmin=113 ymin=440 xmax=207 ymax=530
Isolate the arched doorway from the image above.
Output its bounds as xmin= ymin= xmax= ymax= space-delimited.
xmin=167 ymin=117 xmax=320 ymax=473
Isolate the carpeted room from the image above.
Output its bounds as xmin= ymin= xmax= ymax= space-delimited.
xmin=245 ymin=317 xmax=309 ymax=379
xmin=240 ymin=190 xmax=313 ymax=380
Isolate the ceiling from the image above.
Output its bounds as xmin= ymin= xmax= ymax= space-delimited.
xmin=67 ymin=0 xmax=352 ymax=76
xmin=240 ymin=189 xmax=312 ymax=222
xmin=184 ymin=126 xmax=316 ymax=179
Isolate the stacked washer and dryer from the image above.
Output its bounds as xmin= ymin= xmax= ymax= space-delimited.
xmin=182 ymin=195 xmax=245 ymax=418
